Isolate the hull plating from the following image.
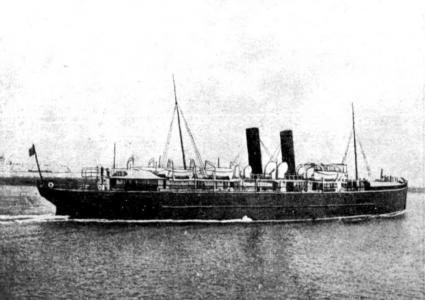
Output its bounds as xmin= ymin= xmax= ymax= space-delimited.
xmin=38 ymin=186 xmax=407 ymax=221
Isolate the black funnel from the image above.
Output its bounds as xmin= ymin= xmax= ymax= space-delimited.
xmin=246 ymin=127 xmax=263 ymax=175
xmin=280 ymin=130 xmax=296 ymax=175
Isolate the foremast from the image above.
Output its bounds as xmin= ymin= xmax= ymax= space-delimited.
xmin=173 ymin=75 xmax=187 ymax=170
xmin=352 ymin=103 xmax=359 ymax=181
xmin=165 ymin=75 xmax=204 ymax=173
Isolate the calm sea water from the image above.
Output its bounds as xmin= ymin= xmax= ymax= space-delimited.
xmin=0 ymin=193 xmax=423 ymax=299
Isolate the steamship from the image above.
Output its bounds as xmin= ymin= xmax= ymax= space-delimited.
xmin=36 ymin=82 xmax=407 ymax=221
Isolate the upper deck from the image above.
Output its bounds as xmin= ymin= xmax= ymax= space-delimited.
xmin=68 ymin=166 xmax=407 ymax=194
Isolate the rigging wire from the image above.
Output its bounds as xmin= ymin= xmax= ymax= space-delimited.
xmin=231 ymin=152 xmax=241 ymax=165
xmin=160 ymin=106 xmax=177 ymax=168
xmin=358 ymin=138 xmax=372 ymax=178
xmin=341 ymin=131 xmax=352 ymax=164
xmin=231 ymin=143 xmax=245 ymax=166
xmin=270 ymin=144 xmax=281 ymax=162
xmin=260 ymin=139 xmax=272 ymax=160
xmin=341 ymin=130 xmax=372 ymax=178
xmin=179 ymin=108 xmax=205 ymax=174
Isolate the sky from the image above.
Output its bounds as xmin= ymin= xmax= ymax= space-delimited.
xmin=0 ymin=0 xmax=424 ymax=186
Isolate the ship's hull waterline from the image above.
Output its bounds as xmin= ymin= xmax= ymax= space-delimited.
xmin=38 ymin=185 xmax=407 ymax=221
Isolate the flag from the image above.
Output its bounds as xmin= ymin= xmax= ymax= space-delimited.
xmin=29 ymin=144 xmax=36 ymax=157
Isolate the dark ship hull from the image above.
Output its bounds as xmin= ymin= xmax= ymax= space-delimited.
xmin=38 ymin=184 xmax=407 ymax=221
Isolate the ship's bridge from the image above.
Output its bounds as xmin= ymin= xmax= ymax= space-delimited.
xmin=109 ymin=168 xmax=164 ymax=191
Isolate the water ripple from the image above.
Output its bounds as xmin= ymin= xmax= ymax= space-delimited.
xmin=0 ymin=193 xmax=423 ymax=299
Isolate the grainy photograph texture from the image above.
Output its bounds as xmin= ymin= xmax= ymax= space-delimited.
xmin=0 ymin=0 xmax=424 ymax=299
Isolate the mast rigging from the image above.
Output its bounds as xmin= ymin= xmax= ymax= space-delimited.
xmin=173 ymin=75 xmax=187 ymax=170
xmin=160 ymin=106 xmax=177 ymax=168
xmin=342 ymin=131 xmax=353 ymax=164
xmin=161 ymin=75 xmax=203 ymax=172
xmin=179 ymin=108 xmax=205 ymax=174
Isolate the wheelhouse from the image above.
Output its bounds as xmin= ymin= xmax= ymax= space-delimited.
xmin=109 ymin=169 xmax=164 ymax=191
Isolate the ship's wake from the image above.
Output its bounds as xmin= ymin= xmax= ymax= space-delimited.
xmin=0 ymin=214 xmax=69 ymax=224
xmin=0 ymin=210 xmax=405 ymax=225
xmin=68 ymin=217 xmax=255 ymax=224
xmin=67 ymin=211 xmax=405 ymax=224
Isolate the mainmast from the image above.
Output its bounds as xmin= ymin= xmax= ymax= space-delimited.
xmin=113 ymin=142 xmax=116 ymax=169
xmin=352 ymin=103 xmax=358 ymax=181
xmin=173 ymin=75 xmax=187 ymax=170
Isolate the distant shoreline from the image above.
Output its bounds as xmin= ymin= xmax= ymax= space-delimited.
xmin=408 ymin=187 xmax=425 ymax=193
